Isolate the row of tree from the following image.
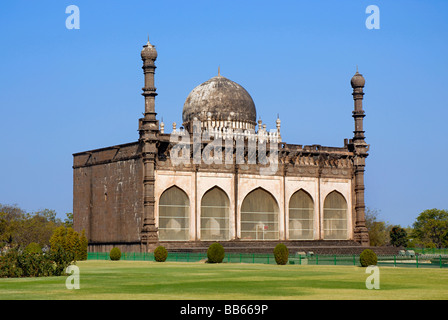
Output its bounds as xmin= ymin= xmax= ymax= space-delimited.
xmin=0 ymin=203 xmax=87 ymax=258
xmin=1 ymin=203 xmax=447 ymax=250
xmin=366 ymin=208 xmax=448 ymax=248
xmin=0 ymin=204 xmax=73 ymax=249
xmin=0 ymin=204 xmax=88 ymax=278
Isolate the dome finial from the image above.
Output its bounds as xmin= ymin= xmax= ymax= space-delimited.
xmin=218 ymin=65 xmax=220 ymax=76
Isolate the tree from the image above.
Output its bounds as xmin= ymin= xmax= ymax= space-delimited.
xmin=34 ymin=209 xmax=60 ymax=224
xmin=14 ymin=213 xmax=58 ymax=248
xmin=49 ymin=226 xmax=88 ymax=261
xmin=66 ymin=228 xmax=81 ymax=260
xmin=64 ymin=212 xmax=74 ymax=228
xmin=404 ymin=226 xmax=417 ymax=247
xmin=412 ymin=209 xmax=448 ymax=248
xmin=365 ymin=208 xmax=392 ymax=246
xmin=390 ymin=226 xmax=408 ymax=247
xmin=50 ymin=226 xmax=68 ymax=251
xmin=0 ymin=212 xmax=16 ymax=247
xmin=0 ymin=204 xmax=26 ymax=247
xmin=0 ymin=204 xmax=64 ymax=249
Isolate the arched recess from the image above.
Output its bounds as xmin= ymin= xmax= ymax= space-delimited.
xmin=158 ymin=185 xmax=190 ymax=241
xmin=200 ymin=186 xmax=230 ymax=241
xmin=323 ymin=190 xmax=348 ymax=240
xmin=240 ymin=188 xmax=279 ymax=240
xmin=289 ymin=189 xmax=314 ymax=240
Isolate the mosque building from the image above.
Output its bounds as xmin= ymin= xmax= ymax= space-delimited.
xmin=73 ymin=39 xmax=371 ymax=253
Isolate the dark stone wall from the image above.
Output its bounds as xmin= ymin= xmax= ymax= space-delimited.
xmin=73 ymin=143 xmax=143 ymax=247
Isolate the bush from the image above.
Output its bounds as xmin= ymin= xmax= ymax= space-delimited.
xmin=207 ymin=242 xmax=225 ymax=263
xmin=273 ymin=243 xmax=289 ymax=265
xmin=48 ymin=245 xmax=75 ymax=276
xmin=0 ymin=249 xmax=23 ymax=278
xmin=359 ymin=249 xmax=378 ymax=267
xmin=0 ymin=246 xmax=74 ymax=278
xmin=154 ymin=246 xmax=168 ymax=262
xmin=110 ymin=247 xmax=121 ymax=261
xmin=25 ymin=242 xmax=42 ymax=254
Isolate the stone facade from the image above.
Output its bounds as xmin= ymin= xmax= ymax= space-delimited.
xmin=73 ymin=40 xmax=372 ymax=253
xmin=73 ymin=142 xmax=143 ymax=252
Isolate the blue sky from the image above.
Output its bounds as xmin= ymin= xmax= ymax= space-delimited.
xmin=0 ymin=1 xmax=447 ymax=227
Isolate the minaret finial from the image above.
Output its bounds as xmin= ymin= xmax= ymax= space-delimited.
xmin=218 ymin=66 xmax=220 ymax=76
xmin=356 ymin=65 xmax=359 ymax=73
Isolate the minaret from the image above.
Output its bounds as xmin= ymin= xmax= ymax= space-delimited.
xmin=276 ymin=115 xmax=281 ymax=142
xmin=141 ymin=38 xmax=158 ymax=119
xmin=350 ymin=69 xmax=370 ymax=246
xmin=139 ymin=38 xmax=159 ymax=251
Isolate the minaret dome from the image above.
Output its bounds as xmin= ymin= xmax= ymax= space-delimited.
xmin=351 ymin=70 xmax=365 ymax=88
xmin=141 ymin=39 xmax=158 ymax=61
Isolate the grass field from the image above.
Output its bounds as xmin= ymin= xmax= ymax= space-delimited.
xmin=0 ymin=260 xmax=447 ymax=300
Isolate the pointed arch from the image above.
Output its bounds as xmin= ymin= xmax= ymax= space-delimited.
xmin=158 ymin=185 xmax=190 ymax=241
xmin=323 ymin=190 xmax=348 ymax=240
xmin=200 ymin=186 xmax=230 ymax=241
xmin=240 ymin=187 xmax=279 ymax=240
xmin=289 ymin=189 xmax=314 ymax=240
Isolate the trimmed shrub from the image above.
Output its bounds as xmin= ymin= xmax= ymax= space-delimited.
xmin=207 ymin=242 xmax=225 ymax=263
xmin=110 ymin=247 xmax=121 ymax=261
xmin=359 ymin=249 xmax=378 ymax=267
xmin=274 ymin=243 xmax=289 ymax=265
xmin=154 ymin=246 xmax=168 ymax=262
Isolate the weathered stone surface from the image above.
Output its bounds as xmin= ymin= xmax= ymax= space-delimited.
xmin=182 ymin=75 xmax=257 ymax=128
xmin=73 ymin=143 xmax=143 ymax=246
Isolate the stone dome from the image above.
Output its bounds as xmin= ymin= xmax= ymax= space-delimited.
xmin=141 ymin=40 xmax=157 ymax=61
xmin=182 ymin=75 xmax=257 ymax=127
xmin=351 ymin=70 xmax=365 ymax=88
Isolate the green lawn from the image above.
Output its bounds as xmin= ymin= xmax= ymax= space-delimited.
xmin=0 ymin=260 xmax=447 ymax=300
